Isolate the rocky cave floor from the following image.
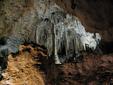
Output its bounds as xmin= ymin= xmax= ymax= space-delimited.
xmin=0 ymin=44 xmax=113 ymax=85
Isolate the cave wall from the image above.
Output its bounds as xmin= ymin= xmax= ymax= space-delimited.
xmin=54 ymin=0 xmax=113 ymax=42
xmin=0 ymin=0 xmax=112 ymax=63
xmin=0 ymin=0 xmax=112 ymax=80
xmin=0 ymin=0 xmax=101 ymax=64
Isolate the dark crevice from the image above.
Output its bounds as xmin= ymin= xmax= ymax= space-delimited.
xmin=71 ymin=0 xmax=76 ymax=9
xmin=98 ymin=41 xmax=113 ymax=54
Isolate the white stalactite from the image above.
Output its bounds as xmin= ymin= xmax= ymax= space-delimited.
xmin=36 ymin=3 xmax=101 ymax=64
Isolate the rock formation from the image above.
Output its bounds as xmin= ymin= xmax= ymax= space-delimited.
xmin=0 ymin=0 xmax=112 ymax=80
xmin=54 ymin=0 xmax=113 ymax=42
xmin=0 ymin=0 xmax=101 ymax=65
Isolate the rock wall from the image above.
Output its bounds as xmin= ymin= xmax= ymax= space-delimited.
xmin=54 ymin=0 xmax=113 ymax=42
xmin=0 ymin=0 xmax=112 ymax=84
xmin=0 ymin=0 xmax=101 ymax=64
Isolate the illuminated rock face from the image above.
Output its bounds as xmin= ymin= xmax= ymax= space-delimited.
xmin=35 ymin=3 xmax=101 ymax=64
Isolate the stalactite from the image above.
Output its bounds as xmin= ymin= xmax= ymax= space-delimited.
xmin=35 ymin=3 xmax=101 ymax=64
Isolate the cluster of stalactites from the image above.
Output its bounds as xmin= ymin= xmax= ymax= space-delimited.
xmin=35 ymin=3 xmax=101 ymax=64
